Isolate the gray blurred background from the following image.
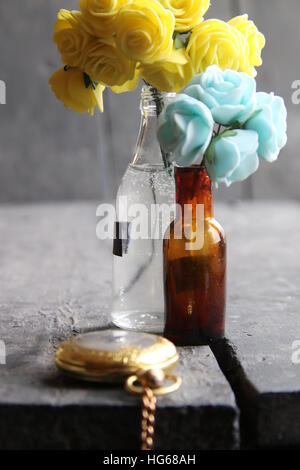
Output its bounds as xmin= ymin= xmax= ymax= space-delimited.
xmin=0 ymin=0 xmax=299 ymax=203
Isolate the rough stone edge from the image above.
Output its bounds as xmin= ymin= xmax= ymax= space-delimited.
xmin=0 ymin=403 xmax=239 ymax=450
xmin=210 ymin=338 xmax=259 ymax=449
xmin=211 ymin=339 xmax=300 ymax=449
xmin=256 ymin=392 xmax=300 ymax=449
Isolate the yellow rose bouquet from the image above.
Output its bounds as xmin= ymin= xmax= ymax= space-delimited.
xmin=49 ymin=0 xmax=265 ymax=115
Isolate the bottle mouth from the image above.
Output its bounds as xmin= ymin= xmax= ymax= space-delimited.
xmin=141 ymin=86 xmax=176 ymax=114
xmin=174 ymin=163 xmax=210 ymax=183
xmin=141 ymin=85 xmax=176 ymax=100
xmin=174 ymin=163 xmax=206 ymax=171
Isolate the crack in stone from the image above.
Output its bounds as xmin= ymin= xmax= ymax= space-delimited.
xmin=210 ymin=338 xmax=259 ymax=449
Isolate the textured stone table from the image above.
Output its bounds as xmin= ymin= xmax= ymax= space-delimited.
xmin=213 ymin=202 xmax=300 ymax=449
xmin=0 ymin=201 xmax=299 ymax=449
xmin=0 ymin=202 xmax=238 ymax=450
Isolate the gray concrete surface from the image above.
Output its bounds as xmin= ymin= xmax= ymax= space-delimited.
xmin=1 ymin=200 xmax=300 ymax=449
xmin=213 ymin=201 xmax=300 ymax=448
xmin=0 ymin=202 xmax=238 ymax=450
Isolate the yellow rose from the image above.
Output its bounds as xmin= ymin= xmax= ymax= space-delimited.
xmin=84 ymin=38 xmax=136 ymax=87
xmin=111 ymin=68 xmax=141 ymax=94
xmin=79 ymin=0 xmax=128 ymax=38
xmin=115 ymin=0 xmax=175 ymax=64
xmin=53 ymin=9 xmax=92 ymax=69
xmin=229 ymin=15 xmax=265 ymax=77
xmin=140 ymin=47 xmax=194 ymax=92
xmin=49 ymin=67 xmax=105 ymax=115
xmin=160 ymin=0 xmax=210 ymax=32
xmin=187 ymin=19 xmax=246 ymax=74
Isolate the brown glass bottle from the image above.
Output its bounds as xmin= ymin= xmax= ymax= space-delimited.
xmin=163 ymin=165 xmax=226 ymax=346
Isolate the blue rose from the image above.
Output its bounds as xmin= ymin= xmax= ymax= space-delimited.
xmin=205 ymin=129 xmax=259 ymax=186
xmin=183 ymin=65 xmax=257 ymax=126
xmin=157 ymin=94 xmax=214 ymax=166
xmin=244 ymin=92 xmax=287 ymax=162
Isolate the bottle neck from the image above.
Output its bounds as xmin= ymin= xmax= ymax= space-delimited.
xmin=175 ymin=165 xmax=213 ymax=218
xmin=132 ymin=86 xmax=175 ymax=167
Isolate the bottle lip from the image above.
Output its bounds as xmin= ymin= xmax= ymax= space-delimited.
xmin=174 ymin=163 xmax=206 ymax=172
xmin=141 ymin=85 xmax=176 ymax=100
xmin=174 ymin=163 xmax=211 ymax=184
xmin=140 ymin=86 xmax=176 ymax=114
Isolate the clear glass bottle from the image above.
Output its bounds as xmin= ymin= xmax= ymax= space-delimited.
xmin=111 ymin=86 xmax=176 ymax=333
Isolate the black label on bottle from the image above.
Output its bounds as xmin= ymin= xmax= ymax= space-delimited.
xmin=113 ymin=221 xmax=130 ymax=257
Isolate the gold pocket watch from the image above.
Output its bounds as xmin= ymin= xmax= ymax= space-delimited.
xmin=56 ymin=329 xmax=182 ymax=450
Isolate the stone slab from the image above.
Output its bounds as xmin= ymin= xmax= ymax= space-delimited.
xmin=213 ymin=201 xmax=300 ymax=448
xmin=0 ymin=202 xmax=238 ymax=450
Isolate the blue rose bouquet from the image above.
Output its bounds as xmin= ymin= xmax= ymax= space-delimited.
xmin=157 ymin=65 xmax=287 ymax=186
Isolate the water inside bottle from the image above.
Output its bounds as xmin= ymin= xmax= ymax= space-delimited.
xmin=111 ymin=163 xmax=175 ymax=333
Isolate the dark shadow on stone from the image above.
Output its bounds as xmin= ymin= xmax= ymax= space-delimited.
xmin=40 ymin=370 xmax=124 ymax=392
xmin=0 ymin=404 xmax=140 ymax=450
xmin=210 ymin=338 xmax=259 ymax=449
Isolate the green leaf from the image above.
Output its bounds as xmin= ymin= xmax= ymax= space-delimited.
xmin=142 ymin=79 xmax=151 ymax=87
xmin=183 ymin=32 xmax=192 ymax=47
xmin=225 ymin=109 xmax=263 ymax=131
xmin=211 ymin=129 xmax=238 ymax=145
xmin=247 ymin=108 xmax=263 ymax=121
xmin=205 ymin=139 xmax=216 ymax=165
xmin=227 ymin=120 xmax=242 ymax=130
xmin=204 ymin=141 xmax=217 ymax=181
xmin=173 ymin=32 xmax=184 ymax=49
xmin=220 ymin=129 xmax=238 ymax=139
xmin=83 ymin=72 xmax=91 ymax=89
